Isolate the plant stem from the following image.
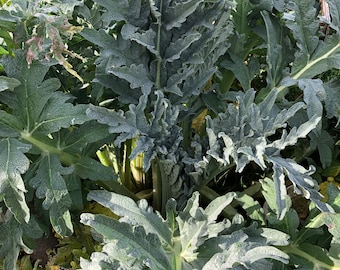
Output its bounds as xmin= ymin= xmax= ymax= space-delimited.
xmin=152 ymin=159 xmax=162 ymax=212
xmin=122 ymin=138 xmax=133 ymax=190
xmin=172 ymin=236 xmax=182 ymax=270
xmin=151 ymin=158 xmax=170 ymax=216
xmin=259 ymin=42 xmax=340 ymax=101
xmin=181 ymin=118 xmax=192 ymax=151
xmin=155 ymin=0 xmax=163 ymax=90
xmin=20 ymin=130 xmax=78 ymax=165
xmin=279 ymin=244 xmax=340 ymax=269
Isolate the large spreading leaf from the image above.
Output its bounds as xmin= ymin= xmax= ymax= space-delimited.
xmin=204 ymin=89 xmax=331 ymax=218
xmin=80 ymin=214 xmax=171 ymax=270
xmin=0 ymin=138 xmax=31 ymax=223
xmin=177 ymin=191 xmax=236 ymax=261
xmin=87 ymin=190 xmax=171 ymax=245
xmin=285 ymin=1 xmax=340 ymax=80
xmin=0 ymin=110 xmax=22 ymax=137
xmin=0 ymin=51 xmax=52 ymax=131
xmin=203 ymin=243 xmax=289 ymax=270
xmin=81 ymin=190 xmax=290 ymax=269
xmin=261 ymin=11 xmax=293 ymax=89
xmin=197 ymin=226 xmax=289 ymax=270
xmin=33 ymin=93 xmax=88 ymax=135
xmin=29 ymin=154 xmax=74 ymax=236
xmin=0 ymin=211 xmax=42 ymax=270
xmin=74 ymin=156 xmax=117 ymax=181
xmin=1 ymin=51 xmax=88 ymax=135
xmin=80 ymin=242 xmax=146 ymax=270
xmin=57 ymin=120 xmax=110 ymax=154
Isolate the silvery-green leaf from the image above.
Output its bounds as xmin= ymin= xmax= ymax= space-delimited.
xmin=165 ymin=31 xmax=202 ymax=62
xmin=87 ymin=190 xmax=172 ymax=245
xmin=29 ymin=154 xmax=74 ymax=236
xmin=283 ymin=1 xmax=340 ymax=80
xmin=163 ymin=0 xmax=204 ymax=30
xmin=109 ymin=64 xmax=154 ymax=95
xmin=298 ymin=78 xmax=325 ymax=133
xmin=0 ymin=110 xmax=22 ymax=137
xmin=1 ymin=51 xmax=88 ymax=135
xmin=0 ymin=138 xmax=31 ymax=223
xmin=267 ymin=156 xmax=334 ymax=218
xmin=0 ymin=212 xmax=33 ymax=270
xmin=0 ymin=76 xmax=20 ymax=92
xmin=261 ymin=11 xmax=292 ymax=88
xmin=74 ymin=156 xmax=117 ymax=181
xmin=323 ymin=79 xmax=340 ymax=125
xmin=80 ymin=213 xmax=171 ymax=270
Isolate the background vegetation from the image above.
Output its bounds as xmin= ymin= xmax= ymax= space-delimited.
xmin=0 ymin=0 xmax=340 ymax=269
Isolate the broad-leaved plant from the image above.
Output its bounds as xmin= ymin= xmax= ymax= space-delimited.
xmin=0 ymin=0 xmax=339 ymax=269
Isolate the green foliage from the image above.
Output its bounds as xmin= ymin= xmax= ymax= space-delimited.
xmin=0 ymin=51 xmax=89 ymax=236
xmin=0 ymin=1 xmax=124 ymax=267
xmin=0 ymin=211 xmax=43 ymax=270
xmin=83 ymin=0 xmax=336 ymax=219
xmin=80 ymin=190 xmax=289 ymax=269
xmin=0 ymin=46 xmax=126 ymax=240
xmin=261 ymin=178 xmax=340 ymax=269
xmin=0 ymin=0 xmax=339 ymax=269
xmin=83 ymin=0 xmax=236 ymax=214
xmin=203 ymin=88 xmax=332 ymax=219
xmin=0 ymin=0 xmax=84 ymax=79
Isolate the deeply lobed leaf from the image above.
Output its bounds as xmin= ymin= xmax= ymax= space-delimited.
xmin=0 ymin=138 xmax=31 ymax=224
xmin=81 ymin=190 xmax=290 ymax=269
xmin=86 ymin=190 xmax=172 ymax=245
xmin=29 ymin=154 xmax=74 ymax=236
xmin=80 ymin=213 xmax=171 ymax=270
xmin=204 ymin=89 xmax=332 ymax=218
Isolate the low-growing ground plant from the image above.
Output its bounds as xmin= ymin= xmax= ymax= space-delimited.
xmin=0 ymin=0 xmax=340 ymax=269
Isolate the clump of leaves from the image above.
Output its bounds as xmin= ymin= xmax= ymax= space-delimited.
xmin=45 ymin=225 xmax=101 ymax=269
xmin=80 ymin=190 xmax=290 ymax=269
xmin=83 ymin=0 xmax=336 ymax=220
xmin=233 ymin=177 xmax=340 ymax=269
xmin=260 ymin=178 xmax=340 ymax=269
xmin=0 ymin=0 xmax=84 ymax=81
xmin=81 ymin=0 xmax=236 ymax=214
xmin=0 ymin=0 xmax=340 ymax=268
xmin=0 ymin=48 xmax=126 ymax=268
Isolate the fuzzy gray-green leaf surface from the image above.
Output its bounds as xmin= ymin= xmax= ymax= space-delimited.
xmin=80 ymin=213 xmax=171 ymax=270
xmin=0 ymin=138 xmax=31 ymax=223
